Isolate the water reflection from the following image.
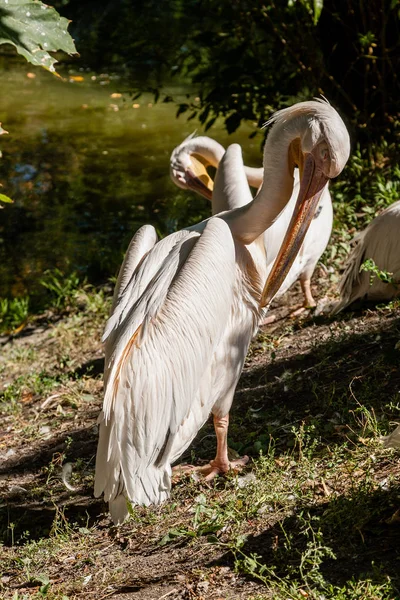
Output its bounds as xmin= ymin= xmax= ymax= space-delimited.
xmin=0 ymin=62 xmax=262 ymax=301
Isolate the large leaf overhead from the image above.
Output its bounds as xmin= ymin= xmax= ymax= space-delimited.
xmin=0 ymin=0 xmax=77 ymax=73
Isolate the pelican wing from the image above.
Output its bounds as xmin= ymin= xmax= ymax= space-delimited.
xmin=103 ymin=227 xmax=193 ymax=350
xmin=383 ymin=424 xmax=400 ymax=449
xmin=111 ymin=224 xmax=158 ymax=311
xmin=95 ymin=217 xmax=237 ymax=523
xmin=333 ymin=201 xmax=400 ymax=313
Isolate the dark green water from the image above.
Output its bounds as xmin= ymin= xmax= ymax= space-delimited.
xmin=0 ymin=63 xmax=262 ymax=301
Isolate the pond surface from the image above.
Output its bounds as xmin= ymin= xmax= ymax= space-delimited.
xmin=0 ymin=61 xmax=263 ymax=302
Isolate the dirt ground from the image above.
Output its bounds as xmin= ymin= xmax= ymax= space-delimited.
xmin=0 ymin=281 xmax=399 ymax=599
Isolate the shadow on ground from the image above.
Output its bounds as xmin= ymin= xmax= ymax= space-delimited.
xmin=1 ymin=309 xmax=400 ymax=553
xmin=0 ymin=423 xmax=104 ymax=544
xmin=187 ymin=311 xmax=400 ymax=460
xmin=211 ymin=485 xmax=400 ymax=592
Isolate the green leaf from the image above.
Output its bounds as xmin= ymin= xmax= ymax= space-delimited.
xmin=0 ymin=0 xmax=77 ymax=74
xmin=313 ymin=0 xmax=323 ymax=24
xmin=159 ymin=527 xmax=193 ymax=546
xmin=205 ymin=116 xmax=217 ymax=131
xmin=176 ymin=103 xmax=189 ymax=117
xmin=39 ymin=581 xmax=50 ymax=596
xmin=0 ymin=193 xmax=13 ymax=203
xmin=225 ymin=112 xmax=242 ymax=134
xmin=78 ymin=527 xmax=91 ymax=534
xmin=34 ymin=573 xmax=49 ymax=586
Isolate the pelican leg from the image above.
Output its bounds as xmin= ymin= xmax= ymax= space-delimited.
xmin=172 ymin=414 xmax=248 ymax=481
xmin=289 ymin=274 xmax=317 ymax=318
xmin=203 ymin=414 xmax=249 ymax=481
xmin=300 ymin=275 xmax=316 ymax=308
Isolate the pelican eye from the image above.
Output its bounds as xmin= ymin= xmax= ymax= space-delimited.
xmin=320 ymin=145 xmax=329 ymax=161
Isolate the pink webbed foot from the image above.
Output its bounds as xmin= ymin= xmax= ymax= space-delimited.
xmin=289 ymin=305 xmax=308 ymax=318
xmin=290 ymin=294 xmax=317 ymax=318
xmin=260 ymin=313 xmax=277 ymax=326
xmin=201 ymin=455 xmax=249 ymax=481
xmin=172 ymin=455 xmax=249 ymax=482
xmin=172 ymin=414 xmax=248 ymax=484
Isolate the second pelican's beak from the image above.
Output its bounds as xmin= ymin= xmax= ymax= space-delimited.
xmin=260 ymin=153 xmax=328 ymax=308
xmin=187 ymin=155 xmax=214 ymax=200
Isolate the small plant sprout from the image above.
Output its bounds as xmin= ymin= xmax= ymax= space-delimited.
xmin=360 ymin=258 xmax=397 ymax=287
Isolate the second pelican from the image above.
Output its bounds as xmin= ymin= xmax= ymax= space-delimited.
xmin=170 ymin=132 xmax=333 ymax=309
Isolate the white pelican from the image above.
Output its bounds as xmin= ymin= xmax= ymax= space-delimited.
xmin=95 ymin=100 xmax=350 ymax=524
xmin=170 ymin=134 xmax=333 ymax=309
xmin=329 ymin=200 xmax=400 ymax=314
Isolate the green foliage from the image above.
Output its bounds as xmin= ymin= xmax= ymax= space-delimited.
xmin=0 ymin=192 xmax=13 ymax=203
xmin=0 ymin=295 xmax=29 ymax=331
xmin=324 ymin=143 xmax=400 ymax=272
xmin=230 ymin=507 xmax=398 ymax=599
xmin=289 ymin=0 xmax=324 ymax=26
xmin=159 ymin=491 xmax=237 ymax=545
xmin=40 ymin=268 xmax=82 ymax=310
xmin=229 ymin=513 xmax=338 ymax=594
xmin=0 ymin=271 xmax=110 ymax=334
xmin=360 ymin=258 xmax=397 ymax=287
xmin=0 ymin=0 xmax=77 ymax=74
xmin=85 ymin=0 xmax=399 ymax=146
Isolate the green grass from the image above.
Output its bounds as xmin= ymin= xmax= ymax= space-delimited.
xmin=0 ymin=296 xmax=29 ymax=332
xmin=0 ymin=304 xmax=399 ymax=598
xmin=0 ymin=269 xmax=111 ymax=335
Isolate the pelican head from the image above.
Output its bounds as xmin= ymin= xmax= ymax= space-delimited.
xmin=170 ymin=133 xmax=214 ymax=200
xmin=260 ymin=99 xmax=350 ymax=307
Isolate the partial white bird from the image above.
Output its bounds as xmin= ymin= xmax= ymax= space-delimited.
xmin=330 ymin=200 xmax=400 ymax=314
xmin=170 ymin=132 xmax=263 ymax=201
xmin=170 ymin=134 xmax=333 ymax=309
xmin=383 ymin=423 xmax=400 ymax=449
xmin=95 ymin=99 xmax=350 ymax=524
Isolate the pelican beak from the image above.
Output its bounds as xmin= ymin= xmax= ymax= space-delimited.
xmin=187 ymin=169 xmax=213 ymax=199
xmin=186 ymin=155 xmax=214 ymax=200
xmin=260 ymin=153 xmax=328 ymax=308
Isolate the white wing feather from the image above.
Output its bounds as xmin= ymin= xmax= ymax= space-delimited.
xmin=95 ymin=217 xmax=238 ymax=523
xmin=103 ymin=228 xmax=194 ymax=345
xmin=383 ymin=424 xmax=400 ymax=449
xmin=110 ymin=224 xmax=158 ymax=311
xmin=332 ymin=201 xmax=400 ymax=314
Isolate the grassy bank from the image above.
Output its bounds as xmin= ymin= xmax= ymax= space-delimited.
xmin=0 ymin=278 xmax=399 ymax=599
